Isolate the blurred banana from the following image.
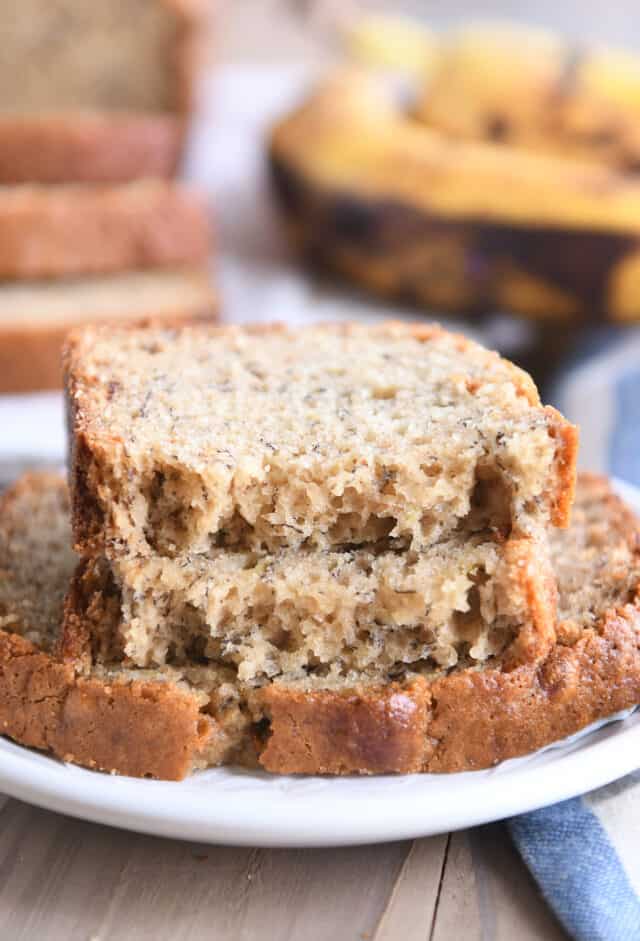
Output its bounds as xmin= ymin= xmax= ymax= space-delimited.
xmin=270 ymin=71 xmax=640 ymax=322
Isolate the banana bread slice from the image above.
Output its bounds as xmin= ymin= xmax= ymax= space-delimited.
xmin=66 ymin=321 xmax=577 ymax=559
xmin=0 ymin=114 xmax=183 ymax=185
xmin=0 ymin=0 xmax=205 ymax=183
xmin=0 ymin=181 xmax=210 ymax=281
xmin=62 ymin=532 xmax=556 ymax=678
xmin=0 ymin=270 xmax=217 ymax=394
xmin=0 ymin=472 xmax=639 ymax=778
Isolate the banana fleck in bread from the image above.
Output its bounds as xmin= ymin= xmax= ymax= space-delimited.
xmin=0 ymin=181 xmax=210 ymax=281
xmin=1 ymin=472 xmax=639 ymax=778
xmin=66 ymin=321 xmax=576 ymax=559
xmin=0 ymin=0 xmax=205 ymax=183
xmin=0 ymin=270 xmax=217 ymax=394
xmin=270 ymin=73 xmax=640 ymax=322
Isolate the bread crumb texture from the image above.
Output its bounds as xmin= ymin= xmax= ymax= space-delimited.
xmin=74 ymin=534 xmax=552 ymax=679
xmin=0 ymin=474 xmax=73 ymax=651
xmin=1 ymin=473 xmax=640 ymax=777
xmin=67 ymin=321 xmax=577 ymax=559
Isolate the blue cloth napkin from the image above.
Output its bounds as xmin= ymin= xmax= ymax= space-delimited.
xmin=507 ymin=327 xmax=640 ymax=941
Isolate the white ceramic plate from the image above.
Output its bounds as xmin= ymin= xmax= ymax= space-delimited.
xmin=0 ymin=478 xmax=638 ymax=848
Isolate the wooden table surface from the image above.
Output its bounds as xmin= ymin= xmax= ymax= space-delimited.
xmin=0 ymin=794 xmax=568 ymax=939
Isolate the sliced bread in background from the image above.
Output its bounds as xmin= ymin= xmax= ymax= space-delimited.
xmin=0 ymin=270 xmax=217 ymax=393
xmin=0 ymin=114 xmax=186 ymax=185
xmin=0 ymin=181 xmax=211 ymax=280
xmin=0 ymin=0 xmax=206 ymax=183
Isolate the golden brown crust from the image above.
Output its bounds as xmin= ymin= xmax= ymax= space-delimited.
xmin=426 ymin=601 xmax=640 ymax=771
xmin=0 ymin=114 xmax=186 ymax=184
xmin=545 ymin=406 xmax=579 ymax=528
xmin=258 ymin=679 xmax=431 ymax=774
xmin=0 ymin=630 xmax=213 ymax=780
xmin=58 ymin=555 xmax=118 ymax=669
xmin=0 ymin=183 xmax=210 ymax=280
xmin=257 ymin=600 xmax=640 ymax=775
xmin=500 ymin=538 xmax=557 ymax=667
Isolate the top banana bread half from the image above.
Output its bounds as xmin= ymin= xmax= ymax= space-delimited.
xmin=65 ymin=321 xmax=577 ymax=558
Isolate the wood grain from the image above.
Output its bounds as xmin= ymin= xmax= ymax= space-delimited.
xmin=373 ymin=835 xmax=448 ymax=940
xmin=0 ymin=799 xmax=407 ymax=941
xmin=432 ymin=826 xmax=569 ymax=941
xmin=0 ymin=797 xmax=568 ymax=940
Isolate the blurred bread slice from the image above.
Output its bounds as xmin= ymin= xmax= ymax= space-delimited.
xmin=0 ymin=181 xmax=211 ymax=280
xmin=0 ymin=0 xmax=206 ymax=183
xmin=0 ymin=114 xmax=186 ymax=185
xmin=0 ymin=269 xmax=217 ymax=393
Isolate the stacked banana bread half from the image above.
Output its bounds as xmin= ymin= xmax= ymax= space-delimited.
xmin=14 ymin=319 xmax=640 ymax=781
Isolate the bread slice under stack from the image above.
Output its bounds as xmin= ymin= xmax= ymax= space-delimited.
xmin=0 ymin=471 xmax=638 ymax=778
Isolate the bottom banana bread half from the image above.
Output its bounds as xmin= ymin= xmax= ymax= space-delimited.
xmin=0 ymin=472 xmax=639 ymax=778
xmin=62 ymin=533 xmax=557 ymax=683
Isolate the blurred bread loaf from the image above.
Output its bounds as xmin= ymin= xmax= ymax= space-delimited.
xmin=0 ymin=270 xmax=216 ymax=393
xmin=0 ymin=0 xmax=205 ymax=183
xmin=0 ymin=181 xmax=216 ymax=395
xmin=0 ymin=2 xmax=215 ymax=395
